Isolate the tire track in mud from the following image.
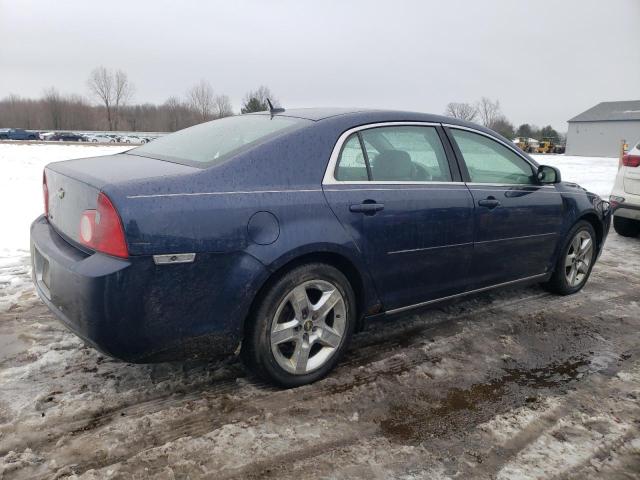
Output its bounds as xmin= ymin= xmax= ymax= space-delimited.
xmin=0 ymin=284 xmax=582 ymax=461
xmin=34 ymin=287 xmax=640 ymax=478
xmin=4 ymin=246 xmax=640 ymax=479
xmin=0 ymin=287 xmax=553 ymax=458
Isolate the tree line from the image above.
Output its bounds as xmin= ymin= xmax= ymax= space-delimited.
xmin=0 ymin=66 xmax=279 ymax=132
xmin=445 ymin=98 xmax=564 ymax=142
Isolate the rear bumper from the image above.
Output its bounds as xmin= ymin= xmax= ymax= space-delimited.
xmin=612 ymin=197 xmax=640 ymax=220
xmin=30 ymin=215 xmax=269 ymax=362
xmin=611 ymin=180 xmax=640 ymax=220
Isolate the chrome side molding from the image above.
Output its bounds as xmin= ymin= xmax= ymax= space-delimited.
xmin=153 ymin=253 xmax=196 ymax=265
xmin=385 ymin=272 xmax=548 ymax=315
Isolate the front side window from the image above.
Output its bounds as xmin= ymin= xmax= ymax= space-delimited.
xmin=333 ymin=125 xmax=452 ymax=182
xmin=132 ymin=114 xmax=310 ymax=167
xmin=450 ymin=129 xmax=535 ymax=184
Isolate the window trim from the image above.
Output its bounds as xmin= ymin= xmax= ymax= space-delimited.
xmin=323 ymin=122 xmax=464 ymax=186
xmin=443 ymin=124 xmax=545 ymax=187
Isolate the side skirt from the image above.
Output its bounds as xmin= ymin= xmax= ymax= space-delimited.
xmin=363 ymin=272 xmax=551 ymax=324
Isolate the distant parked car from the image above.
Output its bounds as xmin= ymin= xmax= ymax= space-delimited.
xmin=31 ymin=108 xmax=612 ymax=386
xmin=40 ymin=132 xmax=56 ymax=141
xmin=610 ymin=139 xmax=640 ymax=237
xmin=84 ymin=134 xmax=115 ymax=143
xmin=48 ymin=132 xmax=85 ymax=142
xmin=0 ymin=128 xmax=38 ymax=140
xmin=120 ymin=135 xmax=146 ymax=144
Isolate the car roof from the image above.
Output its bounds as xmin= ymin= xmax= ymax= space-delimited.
xmin=251 ymin=107 xmax=478 ymax=128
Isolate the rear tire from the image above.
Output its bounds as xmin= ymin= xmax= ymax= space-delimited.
xmin=242 ymin=263 xmax=356 ymax=388
xmin=613 ymin=216 xmax=640 ymax=237
xmin=543 ymin=220 xmax=597 ymax=295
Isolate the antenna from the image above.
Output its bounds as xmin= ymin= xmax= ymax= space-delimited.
xmin=266 ymin=98 xmax=285 ymax=116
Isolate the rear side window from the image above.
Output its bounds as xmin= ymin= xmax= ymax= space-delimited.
xmin=132 ymin=115 xmax=310 ymax=167
xmin=335 ymin=134 xmax=369 ymax=181
xmin=333 ymin=125 xmax=452 ymax=182
xmin=450 ymin=129 xmax=535 ymax=185
xmin=362 ymin=126 xmax=451 ymax=182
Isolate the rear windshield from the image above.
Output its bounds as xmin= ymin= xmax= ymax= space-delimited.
xmin=131 ymin=114 xmax=310 ymax=167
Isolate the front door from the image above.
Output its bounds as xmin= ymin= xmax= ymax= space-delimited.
xmin=323 ymin=124 xmax=475 ymax=311
xmin=446 ymin=127 xmax=564 ymax=288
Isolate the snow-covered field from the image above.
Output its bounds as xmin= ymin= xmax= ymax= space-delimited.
xmin=1 ymin=144 xmax=639 ymax=479
xmin=531 ymin=154 xmax=619 ymax=198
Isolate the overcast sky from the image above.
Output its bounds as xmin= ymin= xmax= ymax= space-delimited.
xmin=1 ymin=0 xmax=638 ymax=131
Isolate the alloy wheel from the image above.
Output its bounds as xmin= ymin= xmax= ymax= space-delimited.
xmin=564 ymin=230 xmax=594 ymax=287
xmin=270 ymin=279 xmax=346 ymax=375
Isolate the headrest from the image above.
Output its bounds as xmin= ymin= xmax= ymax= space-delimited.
xmin=373 ymin=150 xmax=413 ymax=181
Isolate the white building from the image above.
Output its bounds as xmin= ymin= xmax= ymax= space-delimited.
xmin=566 ymin=100 xmax=640 ymax=157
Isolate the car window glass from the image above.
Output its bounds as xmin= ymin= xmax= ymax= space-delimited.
xmin=360 ymin=126 xmax=451 ymax=182
xmin=132 ymin=115 xmax=310 ymax=167
xmin=335 ymin=134 xmax=368 ymax=181
xmin=450 ymin=129 xmax=535 ymax=184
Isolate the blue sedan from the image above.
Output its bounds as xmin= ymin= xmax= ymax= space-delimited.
xmin=30 ymin=108 xmax=611 ymax=386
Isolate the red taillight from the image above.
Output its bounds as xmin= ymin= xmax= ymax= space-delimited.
xmin=622 ymin=154 xmax=640 ymax=167
xmin=79 ymin=193 xmax=128 ymax=258
xmin=43 ymin=171 xmax=49 ymax=217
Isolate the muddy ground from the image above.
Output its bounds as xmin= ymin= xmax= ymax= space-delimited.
xmin=1 ymin=232 xmax=639 ymax=479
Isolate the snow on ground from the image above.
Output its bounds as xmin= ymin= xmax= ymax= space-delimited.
xmin=530 ymin=154 xmax=619 ymax=198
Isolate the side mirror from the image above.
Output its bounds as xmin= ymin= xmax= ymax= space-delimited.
xmin=537 ymin=165 xmax=561 ymax=184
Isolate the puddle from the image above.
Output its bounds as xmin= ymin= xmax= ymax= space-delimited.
xmin=379 ymin=356 xmax=606 ymax=444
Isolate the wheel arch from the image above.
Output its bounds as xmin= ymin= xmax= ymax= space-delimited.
xmin=577 ymin=211 xmax=604 ymax=251
xmin=243 ymin=249 xmax=374 ymax=339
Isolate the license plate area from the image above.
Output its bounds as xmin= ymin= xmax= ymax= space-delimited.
xmin=33 ymin=247 xmax=51 ymax=299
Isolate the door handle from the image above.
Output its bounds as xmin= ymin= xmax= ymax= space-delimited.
xmin=478 ymin=197 xmax=501 ymax=209
xmin=349 ymin=202 xmax=384 ymax=215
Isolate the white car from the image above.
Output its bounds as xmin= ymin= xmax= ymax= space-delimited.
xmin=610 ymin=139 xmax=640 ymax=237
xmin=120 ymin=135 xmax=146 ymax=144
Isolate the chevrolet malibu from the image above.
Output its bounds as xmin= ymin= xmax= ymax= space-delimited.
xmin=31 ymin=108 xmax=612 ymax=387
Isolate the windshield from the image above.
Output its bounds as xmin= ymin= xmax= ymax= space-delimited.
xmin=131 ymin=114 xmax=310 ymax=167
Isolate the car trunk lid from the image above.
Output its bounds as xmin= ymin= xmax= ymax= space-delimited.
xmin=45 ymin=153 xmax=198 ymax=246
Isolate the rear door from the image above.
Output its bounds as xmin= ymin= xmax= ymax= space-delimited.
xmin=323 ymin=123 xmax=475 ymax=312
xmin=445 ymin=126 xmax=563 ymax=288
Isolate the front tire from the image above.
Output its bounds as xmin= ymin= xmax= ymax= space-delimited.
xmin=543 ymin=220 xmax=596 ymax=295
xmin=243 ymin=263 xmax=356 ymax=387
xmin=613 ymin=216 xmax=640 ymax=237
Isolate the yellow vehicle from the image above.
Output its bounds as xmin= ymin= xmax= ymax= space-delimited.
xmin=536 ymin=137 xmax=556 ymax=154
xmin=513 ymin=137 xmax=538 ymax=153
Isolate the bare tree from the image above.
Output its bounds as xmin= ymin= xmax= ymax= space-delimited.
xmin=444 ymin=102 xmax=477 ymax=122
xmin=476 ymin=97 xmax=502 ymax=128
xmin=43 ymin=88 xmax=64 ymax=129
xmin=241 ymin=86 xmax=278 ymax=113
xmin=164 ymin=96 xmax=183 ymax=131
xmin=213 ymin=94 xmax=233 ymax=118
xmin=87 ymin=66 xmax=134 ymax=130
xmin=187 ymin=80 xmax=215 ymax=122
xmin=113 ymin=70 xmax=134 ymax=130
